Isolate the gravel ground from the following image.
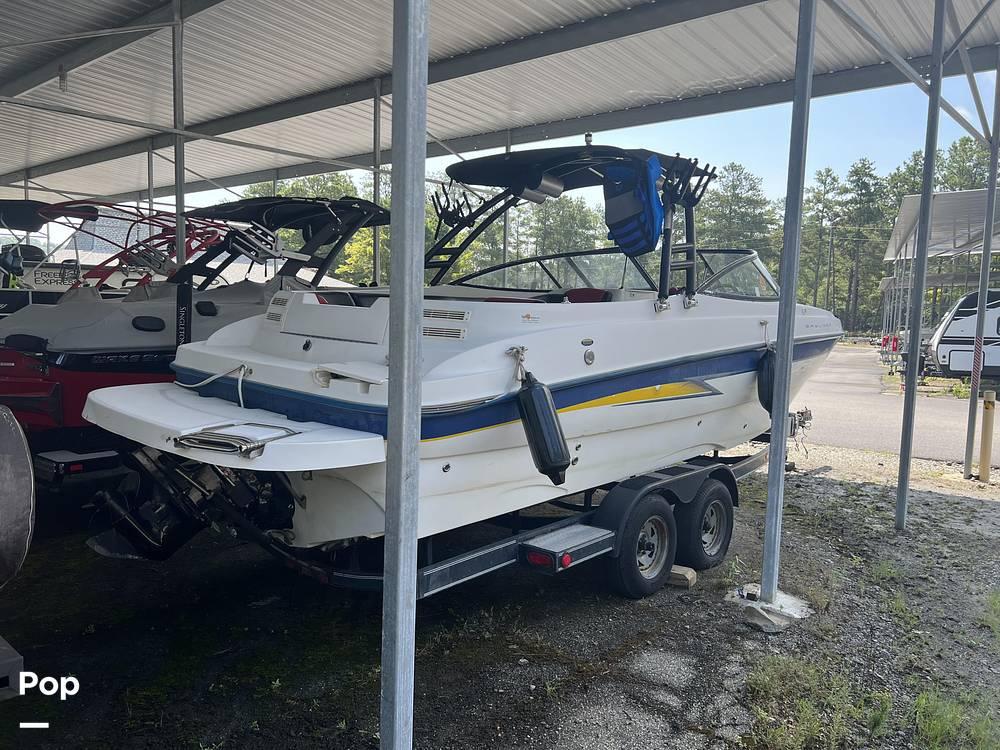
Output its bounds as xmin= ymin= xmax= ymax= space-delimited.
xmin=0 ymin=442 xmax=997 ymax=749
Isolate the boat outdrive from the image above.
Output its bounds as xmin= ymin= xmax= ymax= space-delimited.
xmin=83 ymin=144 xmax=843 ymax=585
xmin=927 ymin=289 xmax=1000 ymax=379
xmin=0 ymin=196 xmax=387 ymax=454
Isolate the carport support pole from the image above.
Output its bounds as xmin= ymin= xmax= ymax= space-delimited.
xmin=171 ymin=0 xmax=191 ymax=345
xmin=760 ymin=0 xmax=816 ymax=605
xmin=373 ymin=77 xmax=382 ymax=286
xmin=147 ymin=139 xmax=155 ymax=214
xmin=896 ymin=0 xmax=947 ymax=530
xmin=962 ymin=48 xmax=1000 ymax=479
xmin=380 ymin=0 xmax=428 ymax=747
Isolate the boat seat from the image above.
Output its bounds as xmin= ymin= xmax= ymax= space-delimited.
xmin=564 ymin=288 xmax=612 ymax=303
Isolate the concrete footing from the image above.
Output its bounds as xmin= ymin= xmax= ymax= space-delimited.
xmin=725 ymin=583 xmax=813 ymax=633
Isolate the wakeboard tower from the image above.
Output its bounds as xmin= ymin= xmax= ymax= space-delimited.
xmin=81 ymin=144 xmax=842 ymax=590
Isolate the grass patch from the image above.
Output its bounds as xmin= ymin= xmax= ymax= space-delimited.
xmin=950 ymin=380 xmax=972 ymax=399
xmin=746 ymin=655 xmax=869 ymax=749
xmin=980 ymin=590 xmax=1000 ymax=643
xmin=864 ymin=691 xmax=893 ymax=738
xmin=914 ymin=690 xmax=999 ymax=750
xmin=888 ymin=591 xmax=919 ymax=631
xmin=868 ymin=560 xmax=901 ymax=586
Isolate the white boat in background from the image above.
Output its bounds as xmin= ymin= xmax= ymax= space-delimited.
xmin=927 ymin=289 xmax=1000 ymax=379
xmin=83 ymin=145 xmax=842 ymax=575
xmin=0 ymin=196 xmax=384 ymax=454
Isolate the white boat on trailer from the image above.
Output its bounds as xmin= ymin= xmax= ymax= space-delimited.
xmin=83 ymin=145 xmax=842 ymax=597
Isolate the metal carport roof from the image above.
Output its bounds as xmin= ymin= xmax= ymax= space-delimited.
xmin=885 ymin=188 xmax=1000 ymax=260
xmin=3 ymin=0 xmax=1000 ymax=204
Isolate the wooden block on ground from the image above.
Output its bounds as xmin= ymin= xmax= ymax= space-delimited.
xmin=669 ymin=565 xmax=697 ymax=588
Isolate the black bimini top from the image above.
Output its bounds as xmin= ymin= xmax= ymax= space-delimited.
xmin=445 ymin=145 xmax=710 ymax=193
xmin=0 ymin=199 xmax=100 ymax=232
xmin=188 ymin=196 xmax=389 ymax=232
xmin=175 ymin=196 xmax=388 ymax=289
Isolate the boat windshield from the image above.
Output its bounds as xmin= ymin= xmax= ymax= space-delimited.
xmin=449 ymin=246 xmax=778 ymax=298
xmin=448 ymin=248 xmax=655 ymax=292
xmin=696 ymin=250 xmax=779 ymax=299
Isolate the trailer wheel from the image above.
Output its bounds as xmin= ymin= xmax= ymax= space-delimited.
xmin=675 ymin=478 xmax=733 ymax=570
xmin=608 ymin=493 xmax=676 ymax=599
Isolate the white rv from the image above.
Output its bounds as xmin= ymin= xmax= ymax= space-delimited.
xmin=928 ymin=289 xmax=1000 ymax=379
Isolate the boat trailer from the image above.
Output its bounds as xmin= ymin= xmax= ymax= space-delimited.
xmin=290 ymin=447 xmax=768 ymax=600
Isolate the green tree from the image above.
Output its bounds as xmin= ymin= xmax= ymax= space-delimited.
xmin=243 ymin=172 xmax=358 ymax=201
xmin=937 ymin=136 xmax=990 ymax=191
xmin=697 ymin=163 xmax=779 ymax=265
xmin=802 ymin=167 xmax=845 ymax=305
xmin=840 ymin=158 xmax=889 ymax=331
xmin=526 ymin=196 xmax=602 ymax=256
xmin=884 ymin=150 xmax=931 ymax=216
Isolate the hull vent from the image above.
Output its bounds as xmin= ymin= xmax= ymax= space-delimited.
xmin=265 ymin=293 xmax=291 ymax=324
xmin=423 ymin=308 xmax=469 ymax=322
xmin=423 ymin=325 xmax=466 ymax=340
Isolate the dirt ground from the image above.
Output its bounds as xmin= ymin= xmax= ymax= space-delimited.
xmin=1 ymin=442 xmax=998 ymax=749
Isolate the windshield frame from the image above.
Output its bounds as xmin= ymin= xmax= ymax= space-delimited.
xmin=447 ymin=246 xmax=774 ymax=296
xmin=695 ymin=251 xmax=778 ymax=300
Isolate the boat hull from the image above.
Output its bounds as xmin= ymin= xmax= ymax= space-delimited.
xmin=84 ymin=335 xmax=836 ymax=547
xmin=283 ymin=341 xmax=831 ymax=545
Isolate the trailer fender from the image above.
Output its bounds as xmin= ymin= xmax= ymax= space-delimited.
xmin=594 ymin=463 xmax=737 ymax=557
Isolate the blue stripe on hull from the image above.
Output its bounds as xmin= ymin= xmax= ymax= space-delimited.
xmin=174 ymin=336 xmax=837 ymax=440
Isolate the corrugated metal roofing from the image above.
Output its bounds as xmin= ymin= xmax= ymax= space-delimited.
xmin=1 ymin=0 xmax=999 ymax=202
xmin=885 ymin=189 xmax=1000 ymax=261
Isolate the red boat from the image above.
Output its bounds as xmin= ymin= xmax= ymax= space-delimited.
xmin=0 ymin=199 xmax=226 ymax=454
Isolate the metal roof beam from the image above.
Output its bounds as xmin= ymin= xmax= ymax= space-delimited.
xmin=823 ymin=0 xmax=989 ymax=145
xmin=104 ymin=40 xmax=1000 ymax=204
xmin=0 ymin=0 xmax=763 ymax=186
xmin=944 ymin=0 xmax=999 ymax=63
xmin=0 ymin=0 xmax=228 ymax=98
xmin=0 ymin=22 xmax=176 ymax=51
xmin=947 ymin=1 xmax=991 ymax=138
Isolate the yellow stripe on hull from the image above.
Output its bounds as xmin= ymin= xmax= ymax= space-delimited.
xmin=422 ymin=379 xmax=714 ymax=442
xmin=559 ymin=380 xmax=711 ymax=413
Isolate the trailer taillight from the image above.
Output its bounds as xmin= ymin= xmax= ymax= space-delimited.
xmin=525 ymin=550 xmax=554 ymax=569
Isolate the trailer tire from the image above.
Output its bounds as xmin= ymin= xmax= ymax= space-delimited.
xmin=675 ymin=478 xmax=733 ymax=570
xmin=607 ymin=493 xmax=676 ymax=599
